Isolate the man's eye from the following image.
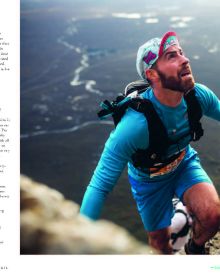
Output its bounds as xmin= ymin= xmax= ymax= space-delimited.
xmin=168 ymin=53 xmax=176 ymax=59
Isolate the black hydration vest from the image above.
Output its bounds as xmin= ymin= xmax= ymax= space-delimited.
xmin=98 ymin=80 xmax=204 ymax=170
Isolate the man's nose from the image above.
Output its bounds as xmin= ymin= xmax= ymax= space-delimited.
xmin=181 ymin=54 xmax=190 ymax=65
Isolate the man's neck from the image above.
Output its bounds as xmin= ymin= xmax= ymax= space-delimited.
xmin=153 ymin=87 xmax=183 ymax=107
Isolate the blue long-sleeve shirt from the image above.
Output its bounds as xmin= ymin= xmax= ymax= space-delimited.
xmin=80 ymin=83 xmax=220 ymax=219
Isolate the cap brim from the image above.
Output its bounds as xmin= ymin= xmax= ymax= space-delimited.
xmin=158 ymin=31 xmax=179 ymax=57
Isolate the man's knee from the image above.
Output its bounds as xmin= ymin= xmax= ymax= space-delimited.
xmin=184 ymin=183 xmax=220 ymax=226
xmin=202 ymin=201 xmax=220 ymax=231
xmin=190 ymin=200 xmax=220 ymax=240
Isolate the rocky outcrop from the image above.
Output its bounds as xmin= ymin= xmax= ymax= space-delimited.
xmin=20 ymin=175 xmax=220 ymax=255
xmin=206 ymin=232 xmax=220 ymax=254
xmin=20 ymin=175 xmax=158 ymax=254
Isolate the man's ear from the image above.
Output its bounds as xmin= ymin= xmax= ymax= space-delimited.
xmin=145 ymin=68 xmax=159 ymax=83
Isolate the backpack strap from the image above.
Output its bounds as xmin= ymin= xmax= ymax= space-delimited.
xmin=125 ymin=82 xmax=204 ymax=142
xmin=184 ymin=89 xmax=204 ymax=141
xmin=97 ymin=92 xmax=141 ymax=126
xmin=130 ymin=99 xmax=170 ymax=168
xmin=98 ymin=80 xmax=150 ymax=126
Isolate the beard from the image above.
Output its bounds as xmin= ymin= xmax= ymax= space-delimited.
xmin=156 ymin=67 xmax=195 ymax=93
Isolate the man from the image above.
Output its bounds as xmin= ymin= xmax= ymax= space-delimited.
xmin=80 ymin=31 xmax=220 ymax=254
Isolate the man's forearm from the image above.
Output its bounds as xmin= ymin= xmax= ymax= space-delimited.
xmin=80 ymin=186 xmax=109 ymax=220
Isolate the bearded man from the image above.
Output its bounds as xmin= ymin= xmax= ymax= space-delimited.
xmin=80 ymin=31 xmax=220 ymax=254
